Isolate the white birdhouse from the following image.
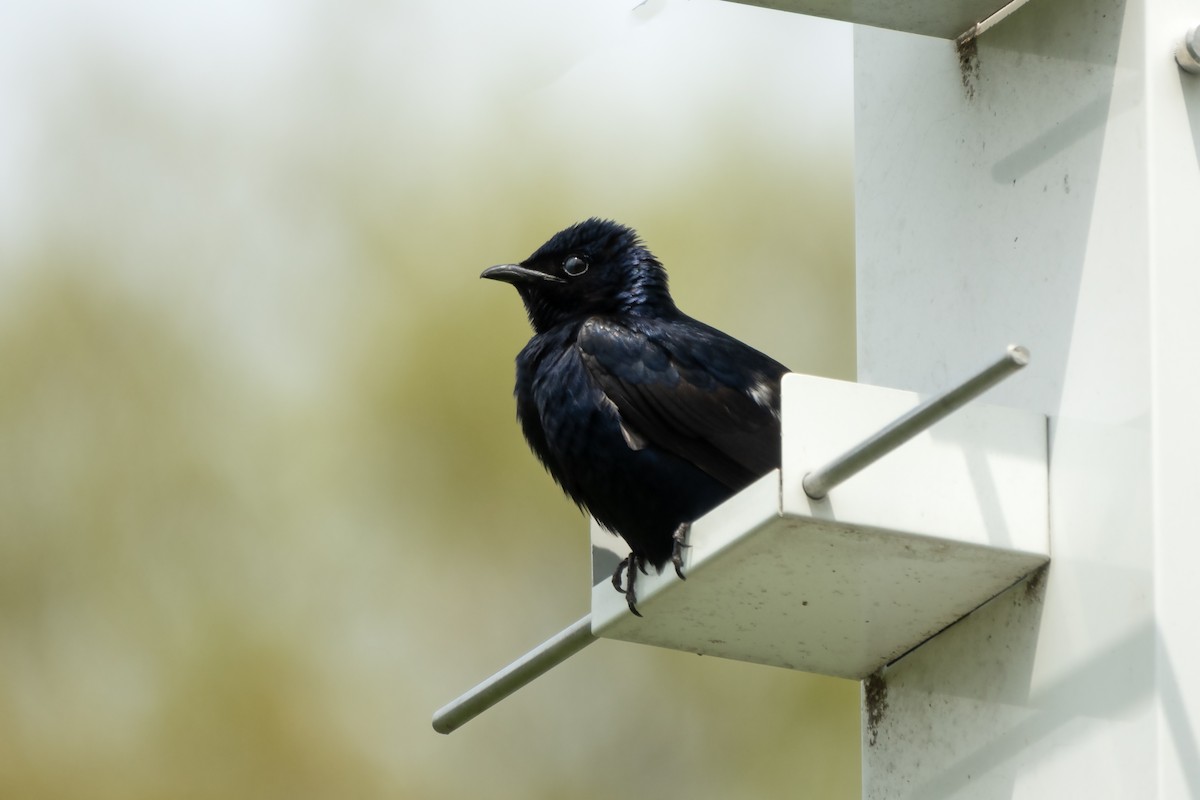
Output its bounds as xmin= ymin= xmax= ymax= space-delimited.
xmin=439 ymin=2 xmax=1200 ymax=797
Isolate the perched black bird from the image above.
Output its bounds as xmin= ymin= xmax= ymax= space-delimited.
xmin=482 ymin=219 xmax=789 ymax=614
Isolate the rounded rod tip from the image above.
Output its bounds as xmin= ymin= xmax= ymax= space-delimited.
xmin=1007 ymin=344 xmax=1031 ymax=367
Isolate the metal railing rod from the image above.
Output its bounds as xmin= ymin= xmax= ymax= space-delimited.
xmin=433 ymin=614 xmax=596 ymax=734
xmin=802 ymin=345 xmax=1030 ymax=500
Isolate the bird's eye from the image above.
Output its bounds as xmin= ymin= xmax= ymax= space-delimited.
xmin=563 ymin=255 xmax=588 ymax=277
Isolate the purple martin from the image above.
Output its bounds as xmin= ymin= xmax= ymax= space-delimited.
xmin=482 ymin=219 xmax=789 ymax=615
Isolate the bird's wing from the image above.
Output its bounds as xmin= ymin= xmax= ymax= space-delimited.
xmin=578 ymin=316 xmax=788 ymax=490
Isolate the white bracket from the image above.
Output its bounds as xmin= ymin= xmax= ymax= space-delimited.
xmin=721 ymin=0 xmax=1037 ymax=41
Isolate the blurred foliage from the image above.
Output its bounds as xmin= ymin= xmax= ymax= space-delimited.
xmin=1 ymin=2 xmax=858 ymax=798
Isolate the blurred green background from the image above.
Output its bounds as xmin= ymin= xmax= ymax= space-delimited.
xmin=1 ymin=1 xmax=858 ymax=797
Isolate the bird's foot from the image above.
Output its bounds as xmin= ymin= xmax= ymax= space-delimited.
xmin=611 ymin=555 xmax=643 ymax=617
xmin=672 ymin=522 xmax=691 ymax=581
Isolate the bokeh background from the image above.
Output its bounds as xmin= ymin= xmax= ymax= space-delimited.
xmin=1 ymin=1 xmax=858 ymax=797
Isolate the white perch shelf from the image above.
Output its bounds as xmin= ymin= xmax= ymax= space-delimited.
xmin=592 ymin=371 xmax=1048 ymax=679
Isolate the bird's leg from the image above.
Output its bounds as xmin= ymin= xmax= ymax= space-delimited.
xmin=610 ymin=555 xmax=643 ymax=617
xmin=672 ymin=522 xmax=691 ymax=580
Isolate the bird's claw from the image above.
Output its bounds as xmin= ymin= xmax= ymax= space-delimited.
xmin=672 ymin=522 xmax=691 ymax=581
xmin=612 ymin=557 xmax=628 ymax=593
xmin=625 ymin=585 xmax=643 ymax=617
xmin=611 ymin=555 xmax=643 ymax=617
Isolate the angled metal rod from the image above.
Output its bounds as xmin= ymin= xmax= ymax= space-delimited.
xmin=802 ymin=344 xmax=1031 ymax=500
xmin=433 ymin=614 xmax=596 ymax=734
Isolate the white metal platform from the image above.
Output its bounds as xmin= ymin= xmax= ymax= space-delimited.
xmin=592 ymin=372 xmax=1048 ymax=679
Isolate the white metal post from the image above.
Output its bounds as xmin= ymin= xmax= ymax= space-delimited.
xmin=854 ymin=0 xmax=1200 ymax=795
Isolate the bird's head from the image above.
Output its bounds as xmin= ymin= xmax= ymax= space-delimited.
xmin=481 ymin=218 xmax=676 ymax=333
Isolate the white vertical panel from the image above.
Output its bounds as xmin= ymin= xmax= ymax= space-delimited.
xmin=1146 ymin=2 xmax=1200 ymax=796
xmin=853 ymin=0 xmax=1200 ymax=793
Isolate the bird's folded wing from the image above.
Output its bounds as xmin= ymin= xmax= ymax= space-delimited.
xmin=578 ymin=317 xmax=785 ymax=491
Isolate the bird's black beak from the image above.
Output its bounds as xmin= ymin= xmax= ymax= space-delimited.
xmin=480 ymin=264 xmax=565 ymax=285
